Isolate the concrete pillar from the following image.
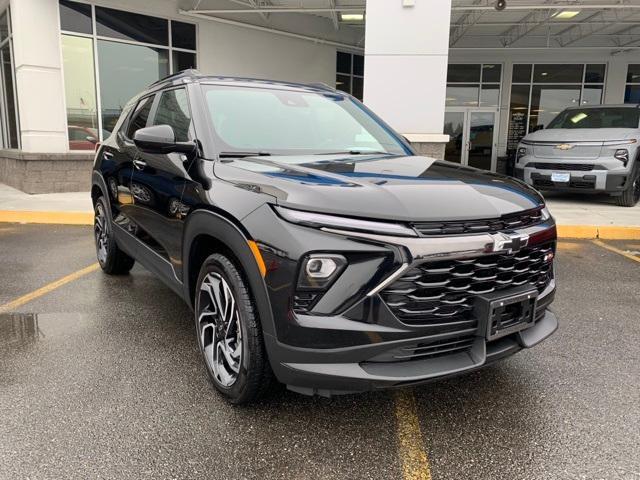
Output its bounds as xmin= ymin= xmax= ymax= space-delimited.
xmin=363 ymin=0 xmax=452 ymax=158
xmin=604 ymin=56 xmax=628 ymax=105
xmin=10 ymin=0 xmax=67 ymax=152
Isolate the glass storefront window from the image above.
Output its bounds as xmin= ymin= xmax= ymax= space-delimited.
xmin=58 ymin=2 xmax=197 ymax=145
xmin=508 ymin=63 xmax=606 ymax=152
xmin=446 ymin=64 xmax=501 ymax=108
xmin=173 ymin=50 xmax=196 ymax=72
xmin=171 ymin=21 xmax=196 ymax=50
xmin=625 ymin=65 xmax=640 ymax=104
xmin=582 ymin=86 xmax=603 ymax=105
xmin=96 ymin=7 xmax=168 ymax=45
xmin=98 ymin=40 xmax=169 ymax=135
xmin=532 ymin=64 xmax=583 ymax=83
xmin=446 ymin=85 xmax=479 ymax=107
xmin=59 ymin=0 xmax=92 ymax=34
xmin=62 ymin=35 xmax=98 ymax=150
xmin=335 ymin=51 xmax=364 ymax=101
xmin=529 ymin=85 xmax=581 ymax=130
xmin=0 ymin=7 xmax=19 ymax=149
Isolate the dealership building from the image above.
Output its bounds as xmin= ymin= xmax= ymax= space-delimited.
xmin=0 ymin=0 xmax=639 ymax=193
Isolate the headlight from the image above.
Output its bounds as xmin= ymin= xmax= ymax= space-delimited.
xmin=614 ymin=149 xmax=629 ymax=166
xmin=516 ymin=146 xmax=528 ymax=162
xmin=273 ymin=205 xmax=417 ymax=237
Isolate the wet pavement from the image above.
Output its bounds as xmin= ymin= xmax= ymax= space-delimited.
xmin=0 ymin=225 xmax=639 ymax=480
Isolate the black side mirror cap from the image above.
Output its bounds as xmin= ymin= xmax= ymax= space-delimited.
xmin=133 ymin=124 xmax=196 ymax=155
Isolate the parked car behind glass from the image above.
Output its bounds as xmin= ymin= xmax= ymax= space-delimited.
xmin=515 ymin=104 xmax=640 ymax=207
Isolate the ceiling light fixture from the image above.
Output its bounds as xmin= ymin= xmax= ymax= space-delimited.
xmin=553 ymin=10 xmax=581 ymax=19
xmin=339 ymin=12 xmax=365 ymax=22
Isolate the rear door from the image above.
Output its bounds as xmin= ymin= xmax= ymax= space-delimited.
xmin=128 ymin=87 xmax=195 ymax=280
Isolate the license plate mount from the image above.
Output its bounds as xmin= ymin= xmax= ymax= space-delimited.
xmin=475 ymin=288 xmax=538 ymax=341
xmin=551 ymin=172 xmax=570 ymax=183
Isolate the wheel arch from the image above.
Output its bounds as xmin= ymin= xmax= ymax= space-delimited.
xmin=91 ymin=171 xmax=110 ymax=210
xmin=182 ymin=209 xmax=276 ymax=337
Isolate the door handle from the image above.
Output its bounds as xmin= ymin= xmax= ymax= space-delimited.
xmin=133 ymin=159 xmax=147 ymax=170
xmin=103 ymin=151 xmax=113 ymax=160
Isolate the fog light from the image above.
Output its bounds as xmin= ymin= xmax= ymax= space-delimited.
xmin=298 ymin=254 xmax=347 ymax=290
xmin=306 ymin=258 xmax=337 ymax=278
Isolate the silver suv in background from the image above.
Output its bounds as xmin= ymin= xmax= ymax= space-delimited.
xmin=515 ymin=105 xmax=640 ymax=207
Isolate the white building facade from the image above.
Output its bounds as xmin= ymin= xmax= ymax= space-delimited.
xmin=0 ymin=0 xmax=639 ymax=193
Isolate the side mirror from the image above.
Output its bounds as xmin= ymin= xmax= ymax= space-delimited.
xmin=133 ymin=125 xmax=196 ymax=155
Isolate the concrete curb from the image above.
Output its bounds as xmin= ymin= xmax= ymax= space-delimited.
xmin=2 ymin=210 xmax=639 ymax=240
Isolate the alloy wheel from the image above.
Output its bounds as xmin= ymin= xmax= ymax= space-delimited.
xmin=197 ymin=272 xmax=243 ymax=387
xmin=94 ymin=203 xmax=109 ymax=265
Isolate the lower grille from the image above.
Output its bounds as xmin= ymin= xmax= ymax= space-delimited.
xmin=533 ymin=178 xmax=596 ymax=189
xmin=397 ymin=335 xmax=476 ymax=361
xmin=293 ymin=292 xmax=320 ymax=313
xmin=380 ymin=242 xmax=554 ymax=328
xmin=532 ymin=163 xmax=594 ymax=171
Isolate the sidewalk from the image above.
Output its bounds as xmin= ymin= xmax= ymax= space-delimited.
xmin=0 ymin=182 xmax=638 ymax=238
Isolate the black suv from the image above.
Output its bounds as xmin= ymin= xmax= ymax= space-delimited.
xmin=92 ymin=70 xmax=558 ymax=404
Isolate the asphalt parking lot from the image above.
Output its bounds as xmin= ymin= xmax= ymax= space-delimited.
xmin=1 ymin=224 xmax=639 ymax=480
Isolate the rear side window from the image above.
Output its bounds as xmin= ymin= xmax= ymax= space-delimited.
xmin=152 ymin=88 xmax=192 ymax=142
xmin=126 ymin=95 xmax=154 ymax=139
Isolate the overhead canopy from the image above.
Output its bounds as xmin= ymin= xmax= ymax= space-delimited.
xmin=180 ymin=0 xmax=640 ymax=52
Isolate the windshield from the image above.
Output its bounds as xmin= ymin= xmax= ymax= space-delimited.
xmin=547 ymin=107 xmax=640 ymax=129
xmin=203 ymin=85 xmax=407 ymax=156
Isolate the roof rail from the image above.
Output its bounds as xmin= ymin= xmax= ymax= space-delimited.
xmin=307 ymin=82 xmax=337 ymax=92
xmin=148 ymin=69 xmax=200 ymax=88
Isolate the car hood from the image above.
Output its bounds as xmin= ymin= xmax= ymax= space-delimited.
xmin=523 ymin=128 xmax=639 ymax=143
xmin=214 ymin=155 xmax=544 ymax=222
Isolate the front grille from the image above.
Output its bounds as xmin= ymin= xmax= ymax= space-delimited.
xmin=532 ymin=163 xmax=595 ymax=171
xmin=412 ymin=209 xmax=543 ymax=236
xmin=380 ymin=242 xmax=554 ymax=328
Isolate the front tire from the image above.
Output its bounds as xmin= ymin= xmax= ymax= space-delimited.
xmin=94 ymin=196 xmax=135 ymax=274
xmin=616 ymin=165 xmax=640 ymax=207
xmin=194 ymin=253 xmax=272 ymax=404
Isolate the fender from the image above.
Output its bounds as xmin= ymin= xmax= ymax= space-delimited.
xmin=91 ymin=171 xmax=111 ymax=211
xmin=182 ymin=209 xmax=276 ymax=337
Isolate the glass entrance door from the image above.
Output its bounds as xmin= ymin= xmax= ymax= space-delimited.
xmin=444 ymin=109 xmax=498 ymax=171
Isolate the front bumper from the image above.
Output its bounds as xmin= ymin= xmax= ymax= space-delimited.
xmin=244 ymin=205 xmax=558 ymax=396
xmin=515 ymin=156 xmax=630 ymax=194
xmin=266 ymin=296 xmax=557 ymax=397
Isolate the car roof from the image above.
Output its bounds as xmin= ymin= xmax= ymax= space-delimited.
xmin=563 ymin=104 xmax=640 ymax=110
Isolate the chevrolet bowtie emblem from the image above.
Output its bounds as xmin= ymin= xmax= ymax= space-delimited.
xmin=555 ymin=143 xmax=574 ymax=150
xmin=490 ymin=232 xmax=530 ymax=254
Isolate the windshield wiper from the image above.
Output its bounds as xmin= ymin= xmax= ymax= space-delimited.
xmin=218 ymin=151 xmax=272 ymax=158
xmin=314 ymin=150 xmax=391 ymax=156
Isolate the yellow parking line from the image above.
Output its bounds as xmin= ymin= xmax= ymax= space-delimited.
xmin=592 ymin=240 xmax=640 ymax=263
xmin=0 ymin=263 xmax=100 ymax=313
xmin=0 ymin=210 xmax=93 ymax=225
xmin=394 ymin=389 xmax=432 ymax=480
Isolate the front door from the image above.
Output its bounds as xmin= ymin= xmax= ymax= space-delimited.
xmin=444 ymin=109 xmax=498 ymax=171
xmin=128 ymin=87 xmax=195 ymax=280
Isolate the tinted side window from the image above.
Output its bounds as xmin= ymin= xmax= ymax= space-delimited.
xmin=152 ymin=88 xmax=192 ymax=142
xmin=126 ymin=96 xmax=154 ymax=139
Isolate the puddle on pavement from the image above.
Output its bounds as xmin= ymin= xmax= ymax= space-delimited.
xmin=0 ymin=312 xmax=87 ymax=352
